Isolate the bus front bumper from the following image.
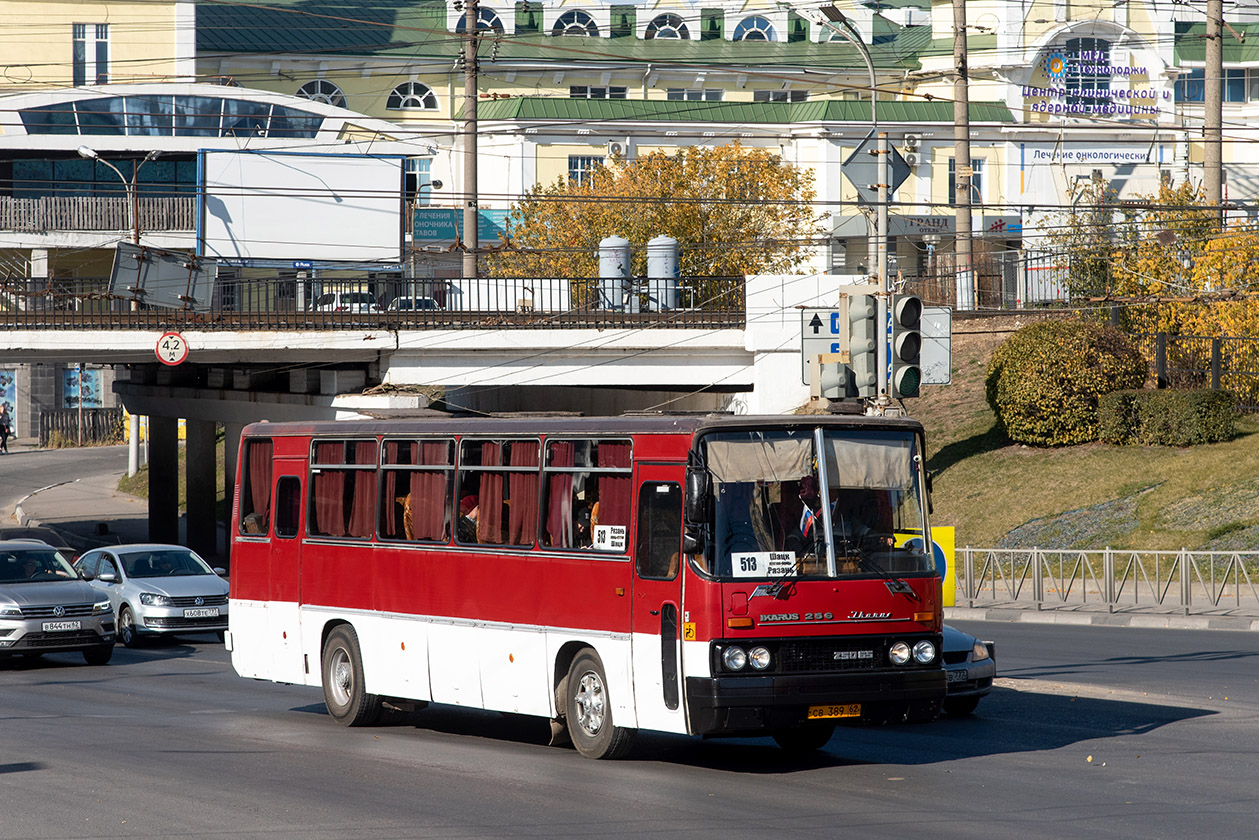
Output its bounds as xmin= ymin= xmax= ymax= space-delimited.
xmin=684 ymin=669 xmax=946 ymax=736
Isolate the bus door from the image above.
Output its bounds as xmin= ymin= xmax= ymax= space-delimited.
xmin=267 ymin=463 xmax=307 ymax=685
xmin=630 ymin=467 xmax=687 ymax=734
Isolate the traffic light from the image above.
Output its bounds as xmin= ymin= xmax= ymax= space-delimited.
xmin=890 ymin=294 xmax=923 ymax=398
xmin=847 ymin=293 xmax=878 ymax=399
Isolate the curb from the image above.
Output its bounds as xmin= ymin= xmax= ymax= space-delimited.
xmin=946 ymin=606 xmax=1259 ymax=633
xmin=14 ymin=479 xmax=80 ymax=527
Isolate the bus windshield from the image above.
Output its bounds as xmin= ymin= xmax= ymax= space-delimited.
xmin=699 ymin=428 xmax=933 ymax=581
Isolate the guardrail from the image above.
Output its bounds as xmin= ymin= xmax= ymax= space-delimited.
xmin=0 ymin=275 xmax=746 ymax=331
xmin=956 ymin=547 xmax=1259 ymax=615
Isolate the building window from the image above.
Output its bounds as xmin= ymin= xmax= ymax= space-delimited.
xmin=1226 ymin=68 xmax=1246 ymax=103
xmin=296 ymin=80 xmax=346 ymax=109
xmin=455 ymin=7 xmax=505 ymax=33
xmin=646 ymin=14 xmax=690 ymax=40
xmin=1175 ymin=68 xmax=1204 ymax=102
xmin=733 ymin=16 xmax=777 ymax=42
xmin=569 ymin=86 xmax=627 ymax=99
xmin=1064 ymin=37 xmax=1110 ymax=106
xmin=406 ymin=158 xmax=434 ymax=205
xmin=387 ymin=82 xmax=439 ymax=110
xmin=753 ymin=90 xmax=807 ymax=103
xmin=949 ymin=158 xmax=984 ymax=205
xmin=73 ymin=23 xmax=109 ymax=86
xmin=568 ymin=155 xmax=605 ymax=186
xmin=667 ymin=88 xmax=724 ymax=101
xmin=553 ymin=10 xmax=599 ymax=37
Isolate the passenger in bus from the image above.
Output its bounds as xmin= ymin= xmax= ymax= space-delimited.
xmin=457 ymin=494 xmax=479 ymax=543
xmin=574 ymin=504 xmax=593 ymax=548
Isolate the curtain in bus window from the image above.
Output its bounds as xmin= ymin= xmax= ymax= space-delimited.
xmin=415 ymin=440 xmax=451 ymax=541
xmin=312 ymin=469 xmax=346 ymax=537
xmin=508 ymin=442 xmax=540 ymax=546
xmin=381 ymin=441 xmax=411 ymax=537
xmin=824 ymin=435 xmax=910 ymax=489
xmin=244 ymin=440 xmax=273 ymax=532
xmin=706 ymin=438 xmax=811 ymax=484
xmin=347 ymin=441 xmax=376 ymax=538
xmin=546 ymin=442 xmax=575 ymax=548
xmin=477 ymin=442 xmax=504 ymax=544
xmin=597 ymin=442 xmax=631 ymax=527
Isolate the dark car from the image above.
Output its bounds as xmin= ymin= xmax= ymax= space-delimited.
xmin=0 ymin=526 xmax=82 ymax=563
xmin=941 ymin=624 xmax=996 ymax=715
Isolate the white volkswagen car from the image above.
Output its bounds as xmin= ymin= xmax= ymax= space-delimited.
xmin=75 ymin=545 xmax=228 ymax=647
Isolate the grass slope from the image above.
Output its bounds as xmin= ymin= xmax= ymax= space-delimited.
xmin=912 ymin=328 xmax=1259 ymax=551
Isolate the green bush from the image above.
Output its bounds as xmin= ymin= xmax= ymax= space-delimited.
xmin=985 ymin=319 xmax=1146 ymax=446
xmin=1099 ymin=389 xmax=1236 ymax=445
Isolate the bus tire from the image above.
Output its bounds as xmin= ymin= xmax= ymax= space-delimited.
xmin=321 ymin=625 xmax=382 ymax=726
xmin=772 ymin=723 xmax=834 ymax=753
xmin=564 ymin=649 xmax=635 ymax=759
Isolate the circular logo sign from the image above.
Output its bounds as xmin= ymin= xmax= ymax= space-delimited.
xmin=156 ymin=332 xmax=189 ymax=366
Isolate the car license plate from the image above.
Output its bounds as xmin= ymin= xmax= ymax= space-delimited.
xmin=183 ymin=608 xmax=219 ymax=618
xmin=807 ymin=703 xmax=861 ymax=720
xmin=42 ymin=620 xmax=82 ymax=632
xmin=946 ymin=669 xmax=968 ymax=683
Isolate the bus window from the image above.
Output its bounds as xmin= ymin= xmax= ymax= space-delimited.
xmin=379 ymin=439 xmax=454 ymax=542
xmin=457 ymin=439 xmax=540 ymax=546
xmin=275 ymin=476 xmax=301 ymax=539
xmin=308 ymin=439 xmax=377 ymax=539
xmin=541 ymin=439 xmax=633 ymax=552
xmin=636 ymin=482 xmax=682 ymax=580
xmin=239 ymin=438 xmax=273 ymax=535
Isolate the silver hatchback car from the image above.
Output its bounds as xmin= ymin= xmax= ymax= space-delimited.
xmin=0 ymin=540 xmax=115 ymax=664
xmin=75 ymin=545 xmax=228 ymax=646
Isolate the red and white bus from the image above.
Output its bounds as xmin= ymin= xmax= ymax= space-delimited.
xmin=228 ymin=413 xmax=945 ymax=758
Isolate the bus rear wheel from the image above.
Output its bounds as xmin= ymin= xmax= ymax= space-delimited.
xmin=322 ymin=625 xmax=382 ymax=726
xmin=565 ymin=649 xmax=635 ymax=759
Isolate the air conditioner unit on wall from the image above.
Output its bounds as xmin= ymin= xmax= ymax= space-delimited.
xmin=608 ymin=140 xmax=630 ymax=159
xmin=904 ymin=152 xmax=919 ymax=167
xmin=904 ymin=134 xmax=921 ymax=151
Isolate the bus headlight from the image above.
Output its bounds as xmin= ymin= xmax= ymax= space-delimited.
xmin=748 ymin=646 xmax=771 ymax=670
xmin=722 ymin=646 xmax=747 ymax=671
xmin=913 ymin=640 xmax=937 ymax=664
xmin=889 ymin=641 xmax=911 ymax=665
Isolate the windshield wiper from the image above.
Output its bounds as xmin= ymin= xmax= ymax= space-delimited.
xmin=767 ymin=555 xmax=804 ymax=599
xmin=857 ymin=550 xmax=921 ymax=601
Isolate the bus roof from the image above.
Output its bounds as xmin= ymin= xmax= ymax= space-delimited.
xmin=240 ymin=413 xmax=927 ymax=440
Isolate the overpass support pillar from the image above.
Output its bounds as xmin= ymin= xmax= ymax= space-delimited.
xmin=148 ymin=416 xmax=180 ymax=544
xmin=222 ymin=421 xmax=245 ymax=563
xmin=186 ymin=419 xmax=218 ymax=561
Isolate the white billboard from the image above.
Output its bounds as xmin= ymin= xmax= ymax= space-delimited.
xmin=198 ymin=151 xmax=404 ymax=262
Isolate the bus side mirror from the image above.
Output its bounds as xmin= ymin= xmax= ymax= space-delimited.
xmin=684 ymin=466 xmax=709 ymax=525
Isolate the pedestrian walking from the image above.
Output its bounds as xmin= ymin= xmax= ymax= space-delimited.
xmin=0 ymin=403 xmax=10 ymax=454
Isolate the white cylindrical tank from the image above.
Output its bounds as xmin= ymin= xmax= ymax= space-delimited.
xmin=647 ymin=235 xmax=679 ymax=311
xmin=598 ymin=235 xmax=631 ymax=309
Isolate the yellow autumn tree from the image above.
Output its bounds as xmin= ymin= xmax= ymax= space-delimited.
xmin=484 ymin=143 xmax=823 ymax=301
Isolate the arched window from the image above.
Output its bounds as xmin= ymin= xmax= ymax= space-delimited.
xmin=296 ymin=80 xmax=346 ymax=109
xmin=455 ymin=7 xmax=505 ymax=34
xmin=1064 ymin=37 xmax=1111 ymax=106
xmin=387 ymin=82 xmax=439 ymax=111
xmin=552 ymin=10 xmax=599 ymax=37
xmin=733 ymin=16 xmax=777 ymax=42
xmin=646 ymin=14 xmax=690 ymax=40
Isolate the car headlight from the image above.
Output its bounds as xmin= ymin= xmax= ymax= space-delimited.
xmin=889 ymin=641 xmax=911 ymax=665
xmin=748 ymin=646 xmax=772 ymax=670
xmin=0 ymin=604 xmax=21 ymax=617
xmin=913 ymin=640 xmax=937 ymax=664
xmin=722 ymin=646 xmax=747 ymax=671
xmin=971 ymin=641 xmax=990 ymax=662
xmin=93 ymin=600 xmax=111 ymax=614
xmin=139 ymin=593 xmax=171 ymax=607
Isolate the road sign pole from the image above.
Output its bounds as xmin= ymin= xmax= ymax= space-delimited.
xmin=876 ymin=131 xmax=889 ymax=403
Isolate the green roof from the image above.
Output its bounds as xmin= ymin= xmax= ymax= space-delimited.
xmin=197 ymin=1 xmax=930 ymax=72
xmin=1174 ymin=22 xmax=1259 ymax=64
xmin=472 ymin=97 xmax=1014 ymax=123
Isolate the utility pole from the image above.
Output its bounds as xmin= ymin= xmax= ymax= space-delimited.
xmin=462 ymin=0 xmax=480 ymax=280
xmin=1204 ymin=0 xmax=1223 ymax=227
xmin=952 ymin=0 xmax=974 ymax=310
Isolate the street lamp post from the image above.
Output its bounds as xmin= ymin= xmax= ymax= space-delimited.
xmin=818 ymin=7 xmax=890 ymax=403
xmin=76 ymin=146 xmax=160 ymax=245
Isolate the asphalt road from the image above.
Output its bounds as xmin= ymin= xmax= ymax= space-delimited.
xmin=2 ymin=621 xmax=1256 ymax=840
xmin=1 ymin=444 xmax=130 ymax=524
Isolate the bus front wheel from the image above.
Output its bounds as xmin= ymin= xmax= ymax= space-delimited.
xmin=565 ymin=649 xmax=636 ymax=759
xmin=322 ymin=625 xmax=382 ymax=726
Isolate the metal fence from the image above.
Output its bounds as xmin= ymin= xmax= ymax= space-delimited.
xmin=0 ymin=196 xmax=194 ymax=234
xmin=1134 ymin=332 xmax=1259 ymax=410
xmin=900 ymin=249 xmax=1072 ymax=310
xmin=956 ymin=547 xmax=1259 ymax=615
xmin=39 ymin=407 xmax=125 ymax=447
xmin=0 ymin=274 xmax=746 ymax=331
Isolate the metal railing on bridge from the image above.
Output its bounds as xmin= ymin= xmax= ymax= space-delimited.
xmin=0 ymin=275 xmax=746 ymax=331
xmin=956 ymin=547 xmax=1259 ymax=615
xmin=0 ymin=196 xmax=194 ymax=234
